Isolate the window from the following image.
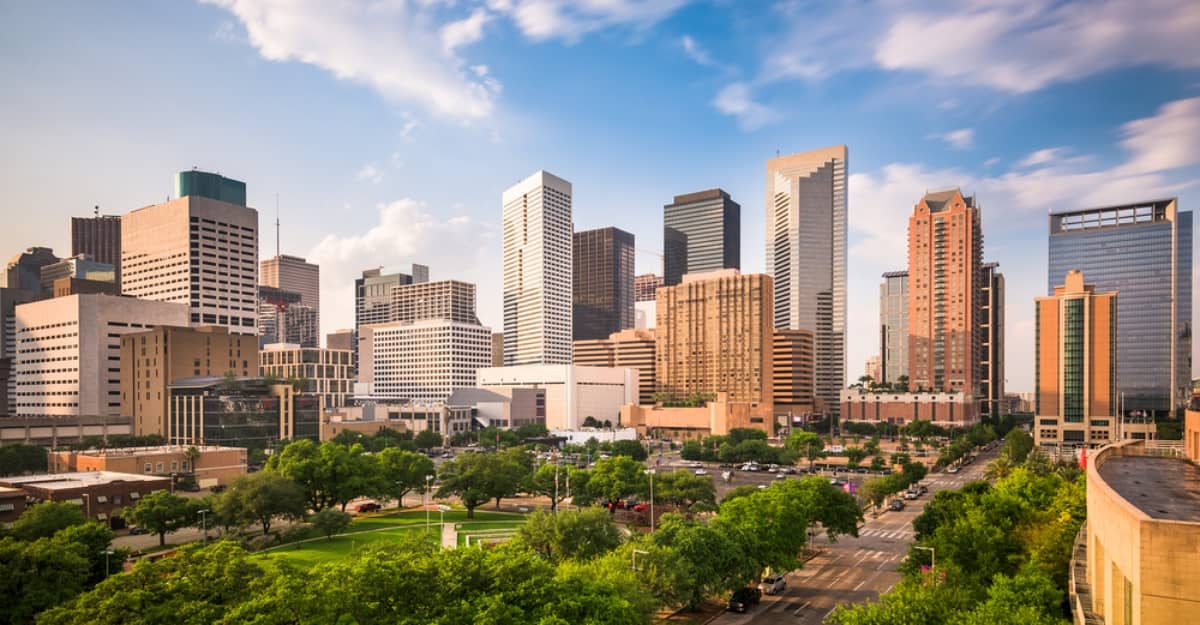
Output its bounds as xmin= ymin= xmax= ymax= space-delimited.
xmin=144 ymin=463 xmax=152 ymax=473
xmin=156 ymin=462 xmax=165 ymax=472
xmin=171 ymin=461 xmax=178 ymax=471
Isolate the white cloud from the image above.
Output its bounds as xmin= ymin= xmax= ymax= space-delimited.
xmin=1117 ymin=96 xmax=1200 ymax=175
xmin=1016 ymin=147 xmax=1065 ymax=168
xmin=933 ymin=128 xmax=974 ymax=150
xmin=308 ymin=199 xmax=498 ymax=336
xmin=712 ymin=83 xmax=780 ymax=131
xmin=355 ymin=163 xmax=383 ymax=184
xmin=680 ymin=35 xmax=712 ymax=66
xmin=495 ymin=0 xmax=689 ymax=42
xmin=441 ymin=8 xmax=492 ymax=52
xmin=205 ymin=0 xmax=498 ymax=120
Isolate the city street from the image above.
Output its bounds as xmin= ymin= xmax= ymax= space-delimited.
xmin=708 ymin=447 xmax=995 ymax=625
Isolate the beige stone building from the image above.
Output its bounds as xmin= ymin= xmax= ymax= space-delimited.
xmin=47 ymin=445 xmax=247 ymax=487
xmin=574 ymin=328 xmax=657 ymax=406
xmin=655 ymin=269 xmax=773 ymax=408
xmin=774 ymin=329 xmax=815 ymax=419
xmin=120 ymin=325 xmax=258 ymax=437
xmin=260 ymin=343 xmax=353 ymax=408
xmin=622 ymin=393 xmax=773 ymax=438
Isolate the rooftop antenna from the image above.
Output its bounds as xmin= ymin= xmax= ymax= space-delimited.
xmin=275 ymin=193 xmax=281 ymax=258
xmin=93 ymin=205 xmax=99 ymax=217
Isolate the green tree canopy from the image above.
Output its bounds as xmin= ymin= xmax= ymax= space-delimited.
xmin=413 ymin=429 xmax=444 ymax=451
xmin=653 ymin=470 xmax=716 ymax=510
xmin=375 ymin=447 xmax=435 ymax=505
xmin=587 ymin=456 xmax=649 ymax=503
xmin=517 ymin=508 xmax=624 ymax=563
xmin=610 ymin=439 xmax=648 ymax=461
xmin=124 ymin=491 xmax=198 ymax=547
xmin=9 ymin=501 xmax=87 ymax=541
xmin=214 ymin=471 xmax=307 ymax=535
xmin=310 ymin=508 xmax=352 ymax=541
xmin=436 ymin=452 xmax=525 ymax=518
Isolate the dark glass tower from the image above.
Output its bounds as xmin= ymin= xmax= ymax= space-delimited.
xmin=663 ymin=189 xmax=740 ymax=286
xmin=1047 ymin=198 xmax=1191 ymax=417
xmin=573 ymin=227 xmax=635 ymax=341
xmin=71 ymin=214 xmax=122 ymax=289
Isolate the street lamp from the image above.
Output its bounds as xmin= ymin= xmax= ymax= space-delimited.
xmin=198 ymin=509 xmax=210 ymax=545
xmin=101 ymin=549 xmax=114 ymax=578
xmin=425 ymin=474 xmax=434 ymax=534
xmin=915 ymin=546 xmax=936 ymax=581
xmin=644 ymin=469 xmax=655 ymax=532
xmin=170 ymin=472 xmax=177 ymax=494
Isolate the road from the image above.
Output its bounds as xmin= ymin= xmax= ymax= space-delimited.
xmin=709 ymin=446 xmax=996 ymax=625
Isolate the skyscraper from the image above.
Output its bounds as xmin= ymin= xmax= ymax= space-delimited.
xmin=4 ymin=247 xmax=59 ymax=292
xmin=879 ymin=270 xmax=909 ymax=385
xmin=907 ymin=188 xmax=983 ymax=395
xmin=980 ymin=262 xmax=1005 ymax=418
xmin=502 ymin=170 xmax=573 ymax=366
xmin=634 ymin=274 xmax=662 ymax=302
xmin=354 ymin=264 xmax=428 ymax=366
xmin=71 ymin=213 xmax=121 ymax=289
xmin=122 ymin=171 xmax=258 ymax=334
xmin=663 ymin=189 xmax=740 ymax=286
xmin=573 ymin=227 xmax=635 ymax=341
xmin=257 ymin=286 xmax=318 ymax=347
xmin=766 ymin=145 xmax=847 ymax=416
xmin=1048 ymin=199 xmax=1191 ymax=416
xmin=261 ymin=254 xmax=319 ymax=324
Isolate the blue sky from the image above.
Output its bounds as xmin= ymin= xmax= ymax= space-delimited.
xmin=3 ymin=0 xmax=1200 ymax=393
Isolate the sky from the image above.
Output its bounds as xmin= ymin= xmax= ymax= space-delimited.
xmin=2 ymin=0 xmax=1200 ymax=394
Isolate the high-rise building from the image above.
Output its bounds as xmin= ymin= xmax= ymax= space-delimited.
xmin=774 ymin=329 xmax=815 ymax=419
xmin=574 ymin=328 xmax=657 ymax=405
xmin=1048 ymin=199 xmax=1192 ymax=416
xmin=71 ymin=213 xmax=122 ymax=289
xmin=663 ymin=189 xmax=740 ymax=287
xmin=491 ymin=333 xmax=504 ymax=367
xmin=573 ymin=227 xmax=635 ymax=341
xmin=766 ymin=146 xmax=847 ymax=416
xmin=327 ymin=329 xmax=354 ymax=352
xmin=257 ymin=286 xmax=318 ymax=348
xmin=655 ymin=270 xmax=773 ymax=406
xmin=907 ymin=188 xmax=983 ymax=395
xmin=980 ymin=262 xmax=1005 ymax=418
xmin=354 ymin=264 xmax=428 ymax=366
xmin=260 ymin=343 xmax=353 ymax=409
xmin=4 ymin=247 xmax=59 ymax=292
xmin=121 ymin=171 xmax=258 ymax=335
xmin=634 ymin=274 xmax=662 ymax=302
xmin=1033 ymin=271 xmax=1132 ymax=447
xmin=39 ymin=255 xmax=116 ymax=295
xmin=502 ymin=170 xmax=573 ymax=366
xmin=391 ymin=280 xmax=480 ymax=325
xmin=879 ymin=270 xmax=908 ymax=385
xmin=120 ymin=326 xmax=258 ymax=437
xmin=0 ymin=287 xmax=42 ymax=415
xmin=864 ymin=355 xmax=881 ymax=384
xmin=358 ymin=319 xmax=494 ymax=404
xmin=260 ymin=254 xmax=319 ymax=325
xmin=14 ymin=294 xmax=189 ymax=417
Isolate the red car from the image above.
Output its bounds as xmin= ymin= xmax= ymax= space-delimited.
xmin=355 ymin=502 xmax=382 ymax=513
xmin=632 ymin=503 xmax=649 ymax=512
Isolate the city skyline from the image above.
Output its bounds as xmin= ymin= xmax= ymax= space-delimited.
xmin=3 ymin=2 xmax=1200 ymax=393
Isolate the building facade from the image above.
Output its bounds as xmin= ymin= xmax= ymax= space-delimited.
xmin=1 ymin=287 xmax=42 ymax=415
xmin=1048 ymin=199 xmax=1192 ymax=416
xmin=166 ymin=377 xmax=321 ymax=449
xmin=257 ymin=286 xmax=318 ymax=347
xmin=4 ymin=247 xmax=59 ymax=292
xmin=121 ymin=171 xmax=258 ymax=334
xmin=356 ymin=265 xmax=429 ymax=330
xmin=120 ymin=325 xmax=258 ymax=437
xmin=260 ymin=254 xmax=319 ymax=329
xmin=864 ymin=355 xmax=881 ymax=384
xmin=839 ymin=388 xmax=980 ymax=427
xmin=774 ymin=329 xmax=816 ymax=419
xmin=0 ymin=471 xmax=169 ymax=526
xmin=327 ymin=329 xmax=354 ymax=352
xmin=655 ymin=270 xmax=773 ymax=407
xmin=476 ymin=364 xmax=637 ymax=431
xmin=502 ymin=170 xmax=573 ymax=365
xmin=573 ymin=328 xmax=657 ymax=406
xmin=390 ymin=280 xmax=480 ymax=325
xmin=879 ymin=271 xmax=908 ymax=385
xmin=13 ymin=294 xmax=189 ymax=417
xmin=663 ymin=189 xmax=740 ymax=287
xmin=634 ymin=274 xmax=662 ymax=302
xmin=40 ymin=255 xmax=115 ymax=295
xmin=766 ymin=146 xmax=847 ymax=416
xmin=980 ymin=262 xmax=1005 ymax=418
xmin=47 ymin=445 xmax=247 ymax=487
xmin=71 ymin=214 xmax=122 ymax=289
xmin=907 ymin=188 xmax=984 ymax=395
xmin=260 ymin=343 xmax=353 ymax=409
xmin=573 ymin=227 xmax=635 ymax=341
xmin=357 ymin=319 xmax=494 ymax=404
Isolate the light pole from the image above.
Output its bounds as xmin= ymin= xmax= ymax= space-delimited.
xmin=198 ymin=509 xmax=210 ymax=545
xmin=81 ymin=494 xmax=90 ymax=518
xmin=644 ymin=469 xmax=655 ymax=531
xmin=170 ymin=472 xmax=177 ymax=494
xmin=425 ymin=474 xmax=434 ymax=534
xmin=102 ymin=549 xmax=113 ymax=578
xmin=915 ymin=546 xmax=936 ymax=581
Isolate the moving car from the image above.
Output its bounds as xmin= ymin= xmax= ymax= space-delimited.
xmin=694 ymin=468 xmax=708 ymax=476
xmin=355 ymin=502 xmax=382 ymax=513
xmin=947 ymin=466 xmax=961 ymax=474
xmin=903 ymin=490 xmax=918 ymax=500
xmin=889 ymin=499 xmax=906 ymax=511
xmin=128 ymin=526 xmax=149 ymax=535
xmin=728 ymin=587 xmax=762 ymax=612
xmin=758 ymin=574 xmax=787 ymax=595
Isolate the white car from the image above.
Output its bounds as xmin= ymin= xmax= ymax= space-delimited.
xmin=693 ymin=468 xmax=708 ymax=476
xmin=947 ymin=466 xmax=960 ymax=474
xmin=758 ymin=575 xmax=787 ymax=595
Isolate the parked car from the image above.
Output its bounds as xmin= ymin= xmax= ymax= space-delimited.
xmin=128 ymin=526 xmax=149 ymax=535
xmin=758 ymin=574 xmax=787 ymax=595
xmin=774 ymin=473 xmax=787 ymax=480
xmin=781 ymin=467 xmax=797 ymax=475
xmin=947 ymin=466 xmax=961 ymax=474
xmin=903 ymin=490 xmax=918 ymax=500
xmin=889 ymin=499 xmax=906 ymax=511
xmin=728 ymin=587 xmax=763 ymax=612
xmin=209 ymin=484 xmax=226 ymax=494
xmin=632 ymin=503 xmax=649 ymax=513
xmin=356 ymin=502 xmax=382 ymax=513
xmin=694 ymin=468 xmax=708 ymax=476
xmin=918 ymin=485 xmax=929 ymax=494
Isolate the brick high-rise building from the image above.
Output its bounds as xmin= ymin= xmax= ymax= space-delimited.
xmin=260 ymin=254 xmax=319 ymax=329
xmin=71 ymin=213 xmax=122 ymax=289
xmin=774 ymin=329 xmax=815 ymax=419
xmin=634 ymin=274 xmax=662 ymax=302
xmin=663 ymin=189 xmax=740 ymax=287
xmin=906 ymin=188 xmax=983 ymax=395
xmin=574 ymin=328 xmax=657 ymax=405
xmin=655 ymin=270 xmax=772 ymax=406
xmin=573 ymin=227 xmax=635 ymax=341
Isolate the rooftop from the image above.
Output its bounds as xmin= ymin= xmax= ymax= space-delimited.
xmin=64 ymin=445 xmax=244 ymax=457
xmin=0 ymin=471 xmax=168 ymax=491
xmin=1098 ymin=455 xmax=1200 ymax=522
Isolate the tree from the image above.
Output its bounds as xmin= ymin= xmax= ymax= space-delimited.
xmin=0 ymin=443 xmax=49 ymax=476
xmin=650 ymin=514 xmax=757 ymax=609
xmin=53 ymin=521 xmax=119 ymax=584
xmin=413 ymin=429 xmax=444 ymax=451
xmin=124 ymin=491 xmax=197 ymax=547
xmin=654 ymin=470 xmax=717 ymax=510
xmin=587 ymin=456 xmax=648 ymax=503
xmin=726 ymin=428 xmax=768 ymax=445
xmin=610 ymin=439 xmax=648 ymax=461
xmin=266 ymin=438 xmax=330 ymax=511
xmin=514 ymin=423 xmax=549 ymax=441
xmin=1003 ymin=428 xmax=1035 ymax=464
xmin=375 ymin=447 xmax=435 ymax=506
xmin=311 ymin=508 xmax=352 ymax=541
xmin=267 ymin=439 xmax=382 ymax=512
xmin=785 ymin=430 xmax=825 ymax=469
xmin=0 ymin=536 xmax=92 ymax=624
xmin=436 ymin=452 xmax=524 ymax=518
xmin=530 ymin=463 xmax=584 ymax=512
xmin=215 ymin=472 xmax=306 ymax=536
xmin=720 ymin=485 xmax=760 ymax=505
xmin=517 ymin=509 xmax=623 ymax=563
xmin=10 ymin=501 xmax=87 ymax=541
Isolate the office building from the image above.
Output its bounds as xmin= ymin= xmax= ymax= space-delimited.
xmin=840 ymin=388 xmax=980 ymax=427
xmin=13 ymin=294 xmax=189 ymax=418
xmin=0 ymin=471 xmax=169 ymax=526
xmin=327 ymin=329 xmax=354 ymax=352
xmin=4 ymin=247 xmax=58 ymax=292
xmin=574 ymin=328 xmax=657 ymax=405
xmin=980 ymin=262 xmax=1005 ymax=418
xmin=121 ymin=171 xmax=258 ymax=334
xmin=663 ymin=189 xmax=740 ymax=287
xmin=655 ymin=269 xmax=773 ymax=407
xmin=258 ymin=286 xmax=318 ymax=347
xmin=355 ymin=264 xmax=428 ymax=365
xmin=907 ymin=187 xmax=984 ymax=394
xmin=0 ymin=487 xmax=24 ymax=524
xmin=634 ymin=274 xmax=662 ymax=302
xmin=774 ymin=329 xmax=816 ymax=420
xmin=391 ymin=280 xmax=480 ymax=324
xmin=864 ymin=355 xmax=881 ymax=384
xmin=48 ymin=445 xmax=248 ymax=487
xmin=476 ymin=364 xmax=637 ymax=431
xmin=879 ymin=270 xmax=909 ymax=385
xmin=573 ymin=227 xmax=635 ymax=341
xmin=766 ymin=146 xmax=847 ymax=416
xmin=39 ymin=255 xmax=115 ymax=295
xmin=167 ymin=376 xmax=321 ymax=448
xmin=120 ymin=325 xmax=258 ymax=437
xmin=1 ymin=287 xmax=41 ymax=415
xmin=71 ymin=213 xmax=122 ymax=289
xmin=260 ymin=254 xmax=319 ymax=327
xmin=358 ymin=319 xmax=493 ymax=404
xmin=260 ymin=343 xmax=353 ymax=409
xmin=502 ymin=170 xmax=573 ymax=365
xmin=1048 ymin=198 xmax=1192 ymax=416
xmin=491 ymin=333 xmax=504 ymax=367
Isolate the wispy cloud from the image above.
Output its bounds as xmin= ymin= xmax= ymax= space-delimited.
xmin=932 ymin=128 xmax=974 ymax=150
xmin=680 ymin=35 xmax=712 ymax=66
xmin=712 ymin=83 xmax=780 ymax=131
xmin=491 ymin=0 xmax=690 ymax=43
xmin=355 ymin=163 xmax=383 ymax=184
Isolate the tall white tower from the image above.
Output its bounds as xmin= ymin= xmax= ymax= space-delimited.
xmin=502 ymin=170 xmax=573 ymax=365
xmin=766 ymin=145 xmax=847 ymax=416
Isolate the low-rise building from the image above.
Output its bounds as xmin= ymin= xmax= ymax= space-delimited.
xmin=47 ymin=445 xmax=247 ymax=487
xmin=447 ymin=387 xmax=545 ymax=429
xmin=166 ymin=377 xmax=322 ymax=450
xmin=260 ymin=343 xmax=353 ymax=408
xmin=573 ymin=328 xmax=656 ymax=405
xmin=476 ymin=365 xmax=637 ymax=431
xmin=0 ymin=415 xmax=132 ymax=447
xmin=0 ymin=486 xmax=26 ymax=524
xmin=327 ymin=400 xmax=472 ymax=439
xmin=0 ymin=471 xmax=170 ymax=526
xmin=621 ymin=392 xmax=773 ymax=439
xmin=839 ymin=388 xmax=980 ymax=428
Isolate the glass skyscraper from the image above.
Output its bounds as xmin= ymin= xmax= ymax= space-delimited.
xmin=663 ymin=189 xmax=740 ymax=287
xmin=1047 ymin=198 xmax=1191 ymax=417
